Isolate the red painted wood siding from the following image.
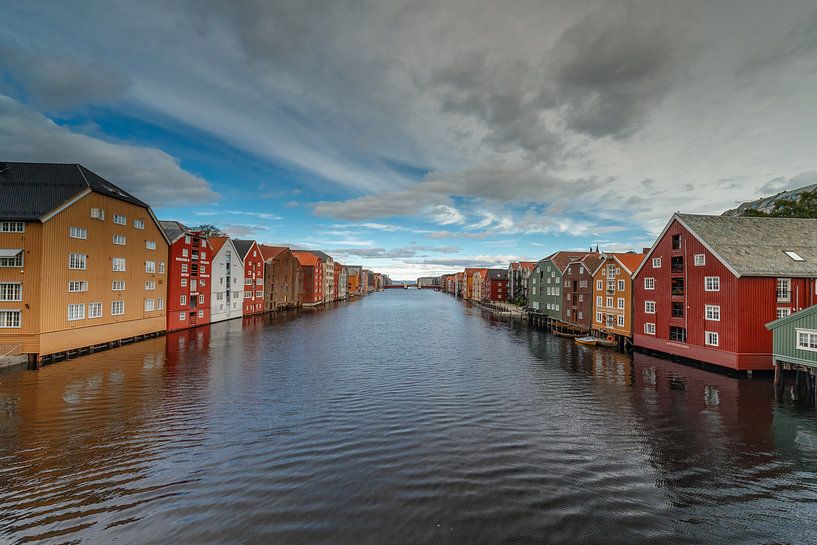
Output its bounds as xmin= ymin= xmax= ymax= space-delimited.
xmin=167 ymin=234 xmax=211 ymax=332
xmin=242 ymin=242 xmax=265 ymax=316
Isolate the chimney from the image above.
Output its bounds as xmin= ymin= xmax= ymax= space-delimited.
xmin=642 ymin=247 xmax=650 ymax=254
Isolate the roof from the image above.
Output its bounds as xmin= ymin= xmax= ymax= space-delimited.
xmin=519 ymin=261 xmax=537 ymax=271
xmin=208 ymin=236 xmax=229 ymax=256
xmin=159 ymin=220 xmax=189 ymax=243
xmin=294 ymin=249 xmax=333 ymax=262
xmin=0 ymin=162 xmax=150 ymax=221
xmin=766 ymin=304 xmax=817 ymax=330
xmin=258 ymin=244 xmax=289 ymax=261
xmin=232 ymin=239 xmax=256 ymax=260
xmin=565 ymin=253 xmax=603 ymax=274
xmin=292 ymin=250 xmax=321 ymax=267
xmin=487 ymin=269 xmax=508 ymax=280
xmin=601 ymin=252 xmax=647 ymax=275
xmin=542 ymin=251 xmax=600 ymax=272
xmin=637 ymin=214 xmax=817 ymax=278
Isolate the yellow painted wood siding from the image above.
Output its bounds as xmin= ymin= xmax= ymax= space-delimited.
xmin=0 ymin=222 xmax=44 ymax=353
xmin=591 ymin=258 xmax=633 ymax=338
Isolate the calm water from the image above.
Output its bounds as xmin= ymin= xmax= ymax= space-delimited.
xmin=2 ymin=290 xmax=817 ymax=544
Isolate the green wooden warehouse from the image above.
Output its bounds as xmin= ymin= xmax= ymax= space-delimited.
xmin=765 ymin=304 xmax=817 ymax=403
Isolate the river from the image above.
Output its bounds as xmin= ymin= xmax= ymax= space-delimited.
xmin=1 ymin=290 xmax=817 ymax=544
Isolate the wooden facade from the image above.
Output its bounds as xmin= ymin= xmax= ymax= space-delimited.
xmin=259 ymin=245 xmax=303 ymax=311
xmin=591 ymin=252 xmax=647 ymax=341
xmin=209 ymin=237 xmax=244 ymax=323
xmin=561 ymin=255 xmax=602 ymax=331
xmin=292 ymin=251 xmax=324 ymax=305
xmin=235 ymin=240 xmax=265 ymax=316
xmin=161 ymin=222 xmax=211 ymax=332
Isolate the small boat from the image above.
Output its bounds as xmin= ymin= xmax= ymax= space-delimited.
xmin=554 ymin=330 xmax=581 ymax=338
xmin=575 ymin=336 xmax=599 ymax=346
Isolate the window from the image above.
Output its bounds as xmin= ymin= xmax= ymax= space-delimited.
xmin=617 ymin=298 xmax=625 ymax=309
xmin=645 ymin=301 xmax=656 ymax=314
xmin=198 ymin=310 xmax=204 ymax=318
xmin=179 ymin=312 xmax=186 ymax=321
xmin=671 ymin=256 xmax=684 ymax=273
xmin=596 ymin=296 xmax=602 ymax=307
xmin=68 ymin=280 xmax=88 ymax=292
xmin=596 ymin=312 xmax=603 ymax=323
xmin=145 ymin=281 xmax=156 ymax=290
xmin=704 ymin=276 xmax=720 ymax=292
xmin=145 ymin=299 xmax=155 ymax=312
xmin=567 ymin=309 xmax=571 ymax=317
xmin=245 ymin=291 xmax=253 ymax=299
xmin=69 ymin=226 xmax=87 ymax=239
xmin=146 ymin=240 xmax=157 ymax=250
xmin=67 ymin=303 xmax=85 ymax=321
xmin=776 ymin=308 xmax=790 ymax=319
xmin=0 ymin=283 xmax=22 ymax=301
xmin=671 ymin=234 xmax=682 ymax=250
xmin=644 ymin=323 xmax=656 ymax=335
xmin=578 ymin=312 xmax=583 ymax=320
xmin=145 ymin=261 xmax=156 ymax=273
xmin=0 ymin=221 xmax=25 ymax=232
xmin=256 ymin=278 xmax=263 ymax=285
xmin=777 ymin=278 xmax=791 ymax=302
xmin=181 ymin=264 xmax=188 ymax=273
xmin=112 ymin=280 xmax=125 ymax=291
xmin=113 ymin=214 xmax=127 ymax=225
xmin=705 ymin=331 xmax=719 ymax=347
xmin=182 ymin=248 xmax=189 ymax=257
xmin=785 ymin=251 xmax=804 ymax=262
xmin=617 ymin=280 xmax=625 ymax=291
xmin=159 ymin=262 xmax=165 ymax=274
xmin=672 ymin=302 xmax=684 ymax=318
xmin=671 ymin=278 xmax=684 ymax=296
xmin=181 ymin=278 xmax=188 ymax=288
xmin=796 ymin=329 xmax=817 ymax=352
xmin=180 ymin=295 xmax=187 ymax=305
xmin=88 ymin=302 xmax=102 ymax=319
xmin=644 ymin=277 xmax=655 ymax=290
xmin=596 ymin=280 xmax=603 ymax=290
xmin=705 ymin=305 xmax=720 ymax=321
xmin=669 ymin=326 xmax=687 ymax=343
xmin=111 ymin=301 xmax=125 ymax=315
xmin=652 ymin=257 xmax=662 ymax=268
xmin=244 ymin=278 xmax=252 ymax=285
xmin=190 ymin=279 xmax=197 ymax=291
xmin=112 ymin=258 xmax=126 ymax=271
xmin=198 ymin=294 xmax=204 ymax=304
xmin=90 ymin=208 xmax=105 ymax=220
xmin=0 ymin=250 xmax=23 ymax=268
xmin=694 ymin=254 xmax=705 ymax=266
xmin=617 ymin=315 xmax=625 ymax=327
xmin=157 ymin=298 xmax=164 ymax=310
xmin=201 ymin=251 xmax=206 ymax=259
xmin=134 ymin=219 xmax=145 ymax=229
xmin=0 ymin=310 xmax=21 ymax=328
xmin=185 ymin=235 xmax=191 ymax=244
xmin=606 ymin=297 xmax=613 ymax=307
xmin=69 ymin=253 xmax=87 ymax=270
xmin=200 ymin=265 xmax=206 ymax=274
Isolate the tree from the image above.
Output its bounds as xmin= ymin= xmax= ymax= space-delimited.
xmin=189 ymin=224 xmax=226 ymax=237
xmin=741 ymin=189 xmax=817 ymax=218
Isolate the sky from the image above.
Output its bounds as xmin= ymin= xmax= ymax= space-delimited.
xmin=3 ymin=0 xmax=817 ymax=280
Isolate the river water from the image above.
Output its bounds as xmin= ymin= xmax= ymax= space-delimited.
xmin=1 ymin=290 xmax=817 ymax=544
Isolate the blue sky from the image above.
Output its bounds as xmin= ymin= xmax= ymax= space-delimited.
xmin=3 ymin=1 xmax=817 ymax=279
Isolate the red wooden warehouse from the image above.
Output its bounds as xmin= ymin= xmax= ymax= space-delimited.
xmin=292 ymin=251 xmax=324 ymax=306
xmin=233 ymin=239 xmax=265 ymax=316
xmin=159 ymin=221 xmax=211 ymax=331
xmin=633 ymin=214 xmax=817 ymax=371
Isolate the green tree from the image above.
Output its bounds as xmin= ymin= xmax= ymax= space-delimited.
xmin=189 ymin=224 xmax=226 ymax=237
xmin=768 ymin=189 xmax=817 ymax=218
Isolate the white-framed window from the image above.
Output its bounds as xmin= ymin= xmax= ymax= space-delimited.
xmin=88 ymin=302 xmax=102 ymax=319
xmin=596 ymin=312 xmax=603 ymax=323
xmin=256 ymin=278 xmax=263 ymax=285
xmin=111 ymin=301 xmax=125 ymax=315
xmin=705 ymin=331 xmax=719 ymax=346
xmin=184 ymin=235 xmax=191 ymax=244
xmin=67 ymin=303 xmax=85 ymax=321
xmin=244 ymin=290 xmax=253 ymax=299
xmin=157 ymin=298 xmax=164 ymax=310
xmin=181 ymin=278 xmax=188 ymax=288
xmin=182 ymin=248 xmax=189 ymax=257
xmin=146 ymin=240 xmax=156 ymax=250
xmin=776 ymin=278 xmax=791 ymax=302
xmin=0 ymin=310 xmax=21 ymax=328
xmin=145 ymin=261 xmax=156 ymax=273
xmin=112 ymin=280 xmax=125 ymax=291
xmin=255 ymin=290 xmax=263 ymax=297
xmin=145 ymin=298 xmax=155 ymax=312
xmin=617 ymin=297 xmax=625 ymax=309
xmin=180 ymin=295 xmax=187 ymax=305
xmin=198 ymin=294 xmax=204 ymax=304
xmin=704 ymin=276 xmax=720 ymax=292
xmin=596 ymin=280 xmax=603 ymax=290
xmin=159 ymin=262 xmax=165 ymax=274
xmin=90 ymin=208 xmax=105 ymax=220
xmin=198 ymin=310 xmax=204 ymax=318
xmin=796 ymin=329 xmax=817 ymax=352
xmin=606 ymin=297 xmax=613 ymax=307
xmin=652 ymin=257 xmax=662 ymax=268
xmin=776 ymin=308 xmax=790 ymax=319
xmin=0 ymin=282 xmax=22 ymax=301
xmin=201 ymin=251 xmax=206 ymax=259
xmin=567 ymin=309 xmax=571 ymax=317
xmin=0 ymin=221 xmax=25 ymax=232
xmin=596 ymin=296 xmax=603 ymax=307
xmin=181 ymin=264 xmax=188 ymax=273
xmin=617 ymin=315 xmax=625 ymax=327
xmin=179 ymin=312 xmax=186 ymax=321
xmin=705 ymin=305 xmax=721 ymax=321
xmin=69 ymin=253 xmax=87 ymax=270
xmin=112 ymin=257 xmax=126 ymax=271
xmin=68 ymin=280 xmax=88 ymax=293
xmin=0 ymin=250 xmax=23 ymax=268
xmin=112 ymin=234 xmax=126 ymax=245
xmin=190 ymin=279 xmax=197 ymax=291
xmin=145 ymin=281 xmax=156 ymax=290
xmin=644 ymin=323 xmax=656 ymax=335
xmin=644 ymin=277 xmax=655 ymax=290
xmin=645 ymin=301 xmax=656 ymax=314
xmin=694 ymin=254 xmax=705 ymax=266
xmin=578 ymin=311 xmax=583 ymax=320
xmin=134 ymin=219 xmax=145 ymax=229
xmin=113 ymin=214 xmax=127 ymax=225
xmin=69 ymin=226 xmax=87 ymax=239
xmin=244 ymin=278 xmax=252 ymax=285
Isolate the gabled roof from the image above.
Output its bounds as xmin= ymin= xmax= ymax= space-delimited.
xmin=542 ymin=251 xmax=600 ymax=272
xmin=487 ymin=269 xmax=508 ymax=280
xmin=634 ymin=213 xmax=817 ymax=278
xmin=0 ymin=162 xmax=150 ymax=221
xmin=292 ymin=250 xmax=321 ymax=267
xmin=599 ymin=252 xmax=647 ymax=275
xmin=208 ymin=236 xmax=229 ymax=256
xmin=258 ymin=244 xmax=290 ymax=261
xmin=294 ymin=249 xmax=333 ymax=262
xmin=159 ymin=220 xmax=189 ymax=243
xmin=565 ymin=253 xmax=603 ymax=275
xmin=232 ymin=239 xmax=257 ymax=260
xmin=519 ymin=261 xmax=537 ymax=271
xmin=766 ymin=304 xmax=817 ymax=330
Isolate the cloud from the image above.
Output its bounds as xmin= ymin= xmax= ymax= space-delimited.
xmin=222 ymin=223 xmax=269 ymax=237
xmin=328 ymin=245 xmax=461 ymax=259
xmin=0 ymin=95 xmax=218 ymax=206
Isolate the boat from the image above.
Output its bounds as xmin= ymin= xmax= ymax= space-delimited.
xmin=554 ymin=330 xmax=581 ymax=338
xmin=575 ymin=335 xmax=618 ymax=347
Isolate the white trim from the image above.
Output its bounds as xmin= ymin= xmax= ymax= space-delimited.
xmin=796 ymin=328 xmax=817 ymax=352
xmin=40 ymin=188 xmax=93 ymax=222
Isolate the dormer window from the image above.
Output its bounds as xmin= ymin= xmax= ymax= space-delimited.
xmin=784 ymin=251 xmax=804 ymax=262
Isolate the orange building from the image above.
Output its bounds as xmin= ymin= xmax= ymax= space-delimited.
xmin=292 ymin=251 xmax=324 ymax=306
xmin=463 ymin=267 xmax=480 ymax=300
xmin=591 ymin=251 xmax=648 ymax=345
xmin=0 ymin=162 xmax=169 ymax=365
